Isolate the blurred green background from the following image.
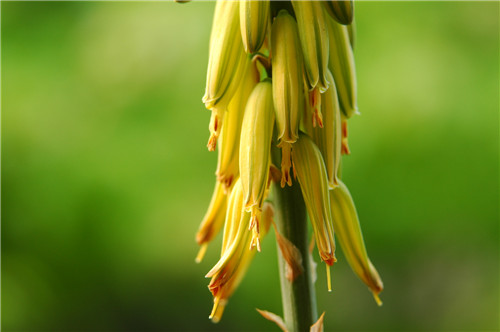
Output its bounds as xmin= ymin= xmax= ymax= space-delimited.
xmin=2 ymin=1 xmax=498 ymax=331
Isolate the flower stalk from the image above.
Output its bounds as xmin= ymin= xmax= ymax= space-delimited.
xmin=273 ymin=178 xmax=318 ymax=332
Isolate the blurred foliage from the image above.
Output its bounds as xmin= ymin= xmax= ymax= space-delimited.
xmin=1 ymin=2 xmax=498 ymax=331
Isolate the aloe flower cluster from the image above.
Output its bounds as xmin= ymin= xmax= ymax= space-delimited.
xmin=191 ymin=0 xmax=384 ymax=324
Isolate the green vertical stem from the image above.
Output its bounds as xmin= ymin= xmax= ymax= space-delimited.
xmin=273 ymin=182 xmax=318 ymax=332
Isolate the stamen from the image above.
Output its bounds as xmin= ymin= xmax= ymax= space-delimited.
xmin=249 ymin=208 xmax=262 ymax=251
xmin=326 ymin=264 xmax=332 ymax=292
xmin=250 ymin=228 xmax=261 ymax=252
xmin=209 ymin=297 xmax=226 ymax=323
xmin=207 ymin=111 xmax=222 ymax=151
xmin=195 ymin=243 xmax=208 ymax=263
xmin=207 ymin=134 xmax=218 ymax=152
xmin=310 ymin=87 xmax=323 ymax=128
xmin=373 ymin=292 xmax=383 ymax=307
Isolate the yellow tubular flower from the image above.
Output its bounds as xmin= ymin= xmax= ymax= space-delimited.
xmin=326 ymin=16 xmax=358 ymax=119
xmin=216 ymin=60 xmax=259 ymax=190
xmin=203 ymin=1 xmax=248 ymax=151
xmin=292 ymin=0 xmax=329 ymax=130
xmin=271 ymin=9 xmax=304 ymax=188
xmin=207 ymin=181 xmax=274 ymax=322
xmin=291 ymin=0 xmax=330 ymax=93
xmin=195 ymin=180 xmax=229 ymax=263
xmin=312 ymin=70 xmax=341 ymax=189
xmin=239 ymin=80 xmax=275 ymax=251
xmin=292 ymin=133 xmax=336 ymax=289
xmin=329 ymin=180 xmax=384 ymax=305
xmin=240 ymin=0 xmax=270 ymax=54
xmin=323 ymin=0 xmax=354 ymax=25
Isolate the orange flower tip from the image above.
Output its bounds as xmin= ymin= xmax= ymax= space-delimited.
xmin=373 ymin=292 xmax=383 ymax=307
xmin=195 ymin=243 xmax=208 ymax=263
xmin=207 ymin=134 xmax=218 ymax=152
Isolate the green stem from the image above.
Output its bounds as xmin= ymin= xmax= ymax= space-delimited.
xmin=273 ymin=182 xmax=318 ymax=332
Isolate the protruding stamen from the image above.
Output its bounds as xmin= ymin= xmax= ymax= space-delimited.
xmin=195 ymin=243 xmax=208 ymax=263
xmin=249 ymin=206 xmax=262 ymax=251
xmin=208 ymin=111 xmax=222 ymax=151
xmin=310 ymin=87 xmax=323 ymax=128
xmin=373 ymin=292 xmax=383 ymax=307
xmin=207 ymin=135 xmax=218 ymax=152
xmin=209 ymin=297 xmax=227 ymax=323
xmin=250 ymin=227 xmax=261 ymax=252
xmin=326 ymin=264 xmax=332 ymax=292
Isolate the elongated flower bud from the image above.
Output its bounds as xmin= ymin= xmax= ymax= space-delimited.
xmin=239 ymin=80 xmax=275 ymax=251
xmin=207 ymin=179 xmax=273 ymax=322
xmin=327 ymin=16 xmax=358 ymax=118
xmin=323 ymin=0 xmax=354 ymax=25
xmin=216 ymin=60 xmax=259 ymax=190
xmin=292 ymin=134 xmax=336 ymax=272
xmin=195 ymin=180 xmax=228 ymax=263
xmin=271 ymin=10 xmax=304 ymax=188
xmin=203 ymin=1 xmax=248 ymax=151
xmin=312 ymin=70 xmax=341 ymax=189
xmin=329 ymin=180 xmax=383 ymax=305
xmin=292 ymin=0 xmax=330 ymax=93
xmin=240 ymin=0 xmax=270 ymax=54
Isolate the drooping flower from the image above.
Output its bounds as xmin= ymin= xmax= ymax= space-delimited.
xmin=205 ymin=179 xmax=274 ymax=322
xmin=184 ymin=0 xmax=384 ymax=324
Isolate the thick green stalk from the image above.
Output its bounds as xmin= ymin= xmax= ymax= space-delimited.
xmin=273 ymin=182 xmax=318 ymax=332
